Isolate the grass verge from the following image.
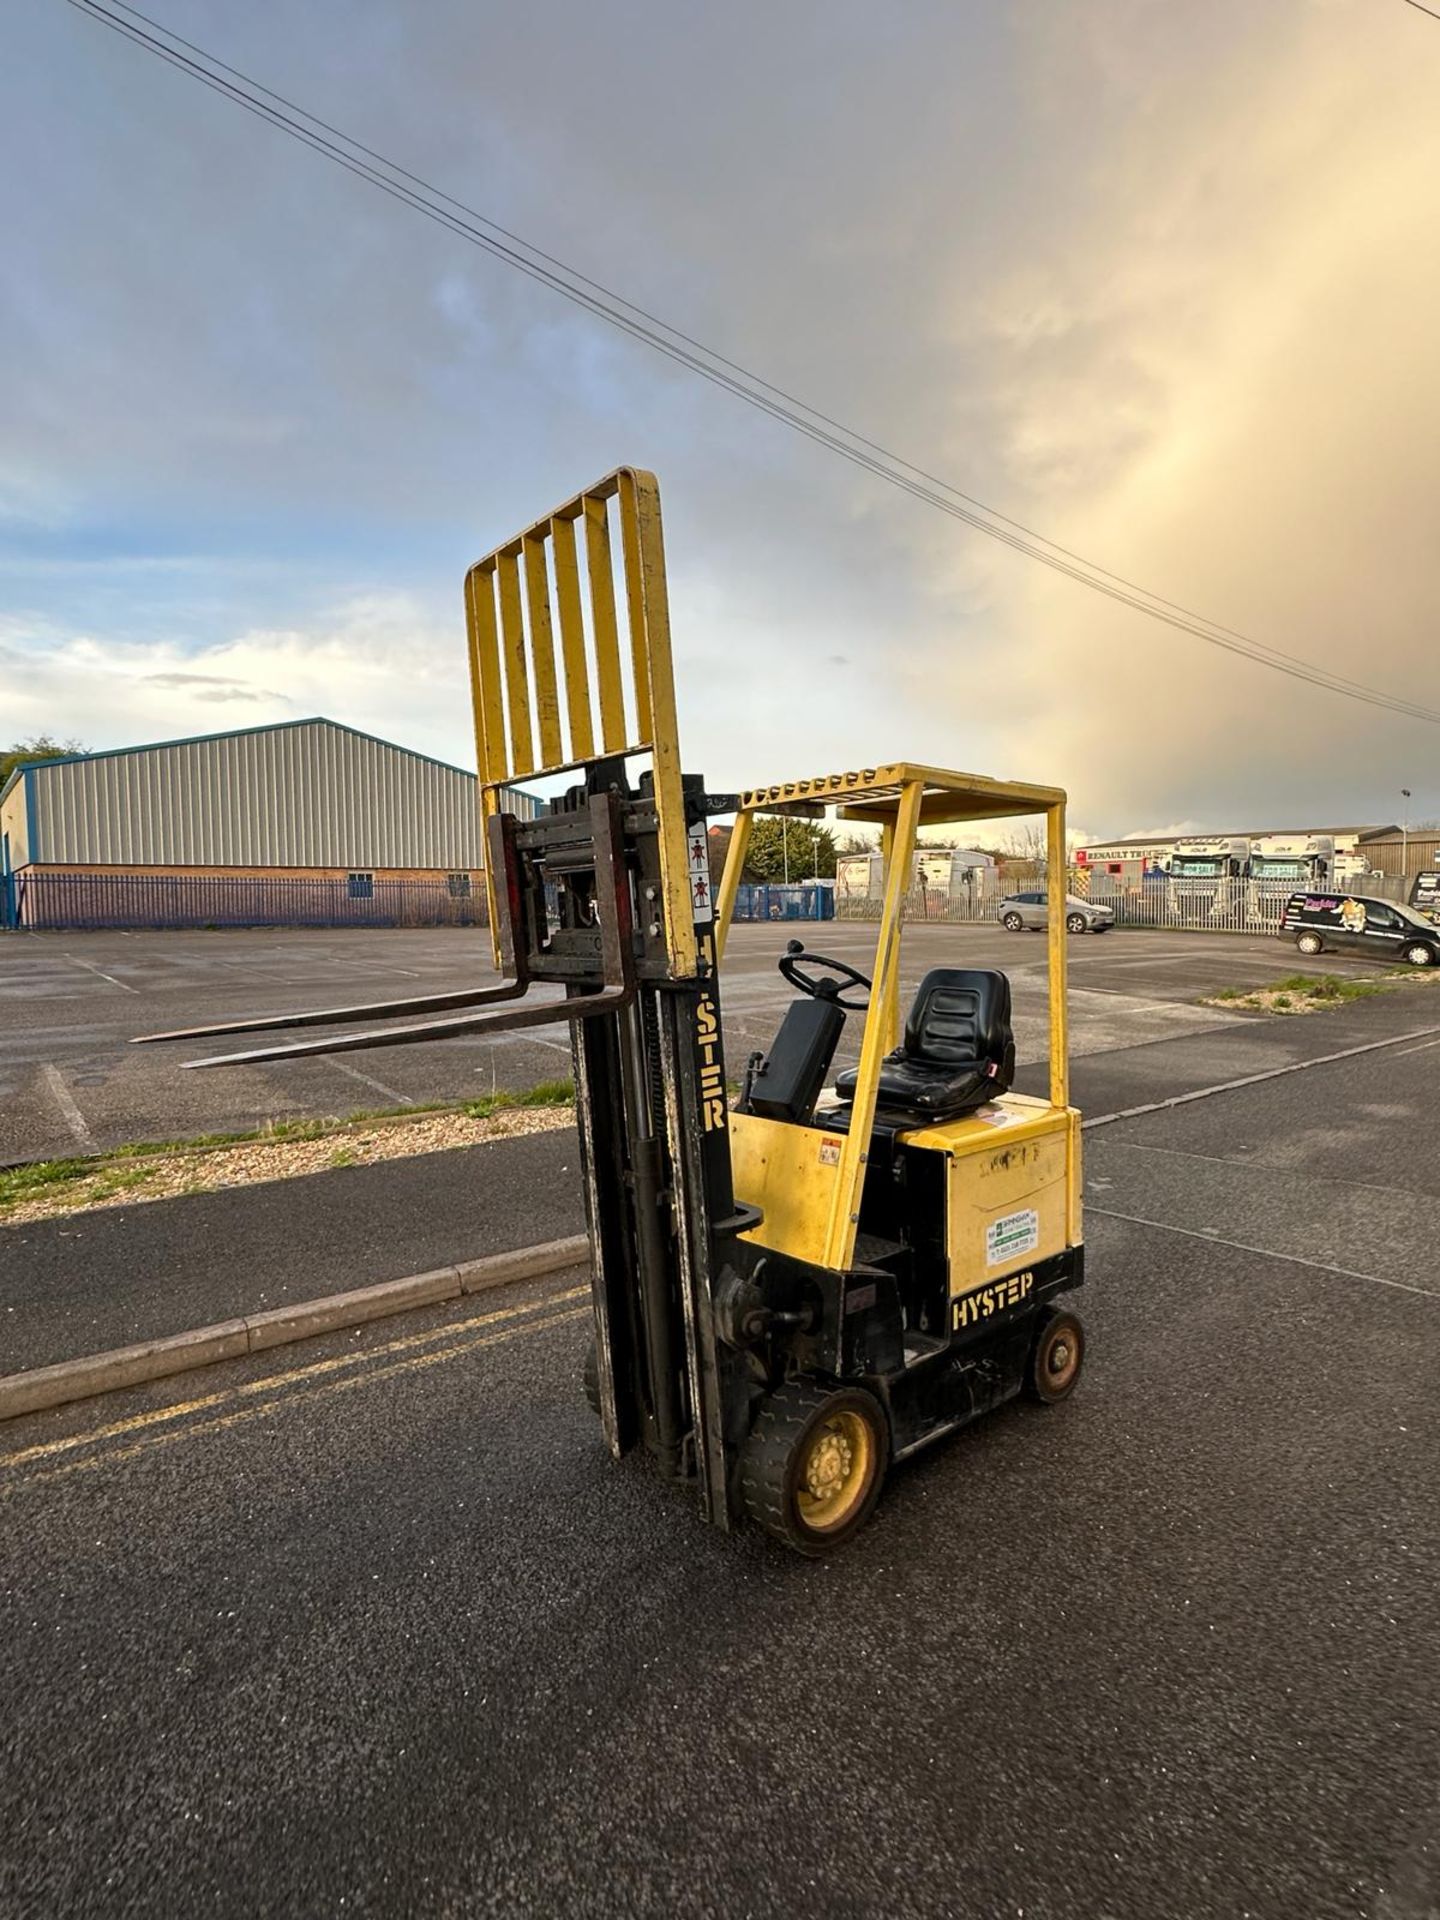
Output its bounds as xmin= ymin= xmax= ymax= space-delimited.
xmin=0 ymin=1082 xmax=575 ymax=1225
xmin=1202 ymin=969 xmax=1439 ymax=1015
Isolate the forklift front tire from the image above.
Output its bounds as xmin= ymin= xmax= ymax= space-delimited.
xmin=738 ymin=1380 xmax=888 ymax=1555
xmin=582 ymin=1340 xmax=601 ymax=1419
xmin=1026 ymin=1308 xmax=1085 ymax=1405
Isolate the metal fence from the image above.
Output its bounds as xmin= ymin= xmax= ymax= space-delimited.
xmin=836 ymin=883 xmax=1016 ymax=924
xmin=834 ymin=871 xmax=1416 ymax=932
xmin=11 ymin=866 xmax=1423 ymax=937
xmin=1087 ymin=877 xmax=1302 ymax=932
xmin=9 ymin=872 xmax=490 ymax=931
xmin=1083 ymin=873 xmax=1413 ymax=932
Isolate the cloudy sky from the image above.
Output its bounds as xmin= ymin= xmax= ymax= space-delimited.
xmin=4 ymin=0 xmax=1439 ymax=839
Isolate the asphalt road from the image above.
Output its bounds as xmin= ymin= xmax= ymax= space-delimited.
xmin=6 ymin=981 xmax=1439 ymax=1374
xmin=1 ymin=1128 xmax=586 ymax=1375
xmin=1 ymin=1014 xmax=1437 ymax=1917
xmin=0 ymin=919 xmax=1390 ymax=1164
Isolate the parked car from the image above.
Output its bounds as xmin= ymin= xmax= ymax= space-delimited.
xmin=998 ymin=892 xmax=1115 ymax=934
xmin=1281 ymin=891 xmax=1440 ymax=967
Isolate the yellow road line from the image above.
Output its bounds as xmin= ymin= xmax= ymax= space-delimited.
xmin=3 ymin=1305 xmax=591 ymax=1497
xmin=2 ymin=1307 xmax=590 ymax=1496
xmin=0 ymin=1285 xmax=591 ymax=1473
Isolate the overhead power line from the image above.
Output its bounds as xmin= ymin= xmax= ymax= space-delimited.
xmin=1401 ymin=0 xmax=1440 ymax=22
xmin=63 ymin=0 xmax=1440 ymax=729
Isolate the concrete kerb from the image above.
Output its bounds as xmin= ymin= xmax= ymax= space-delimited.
xmin=10 ymin=1009 xmax=1433 ymax=1426
xmin=0 ymin=1232 xmax=592 ymax=1422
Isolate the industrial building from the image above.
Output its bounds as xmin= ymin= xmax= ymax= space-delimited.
xmin=0 ymin=717 xmax=540 ymax=929
xmin=1357 ymin=829 xmax=1440 ymax=877
xmin=1076 ymin=823 xmax=1401 ymax=875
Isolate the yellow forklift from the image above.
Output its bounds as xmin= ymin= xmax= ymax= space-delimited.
xmin=143 ymin=468 xmax=1085 ymax=1554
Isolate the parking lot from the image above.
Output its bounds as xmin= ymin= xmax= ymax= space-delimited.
xmin=0 ymin=919 xmax=1398 ymax=1164
xmin=1 ymin=981 xmax=1437 ymax=1917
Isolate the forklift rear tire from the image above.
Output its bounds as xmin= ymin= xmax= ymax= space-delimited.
xmin=738 ymin=1380 xmax=888 ymax=1555
xmin=582 ymin=1340 xmax=601 ymax=1418
xmin=1026 ymin=1308 xmax=1085 ymax=1405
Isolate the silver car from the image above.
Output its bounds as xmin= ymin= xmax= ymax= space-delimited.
xmin=998 ymin=891 xmax=1114 ymax=934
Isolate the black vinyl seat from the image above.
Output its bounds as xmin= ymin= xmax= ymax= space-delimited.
xmin=833 ymin=968 xmax=1015 ymax=1125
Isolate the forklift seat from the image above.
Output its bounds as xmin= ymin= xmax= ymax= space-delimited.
xmin=833 ymin=968 xmax=1015 ymax=1124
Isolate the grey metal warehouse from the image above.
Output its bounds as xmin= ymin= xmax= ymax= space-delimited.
xmin=0 ymin=717 xmax=540 ymax=930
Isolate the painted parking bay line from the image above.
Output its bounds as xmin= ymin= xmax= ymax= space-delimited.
xmin=1082 ymin=1021 xmax=1440 ymax=1129
xmin=1088 ymin=1206 xmax=1440 ymax=1301
xmin=324 ymin=1056 xmax=414 ymax=1106
xmin=0 ymin=1287 xmax=590 ymax=1489
xmin=40 ymin=1063 xmax=97 ymax=1151
xmin=61 ymin=953 xmax=140 ymax=994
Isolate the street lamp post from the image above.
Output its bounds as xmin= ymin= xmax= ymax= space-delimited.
xmin=1402 ymin=789 xmax=1411 ymax=875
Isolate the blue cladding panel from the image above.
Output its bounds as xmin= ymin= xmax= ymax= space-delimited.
xmin=730 ymin=884 xmax=835 ymax=923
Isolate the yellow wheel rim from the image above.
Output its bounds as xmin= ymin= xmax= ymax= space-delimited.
xmin=795 ymin=1409 xmax=874 ymax=1534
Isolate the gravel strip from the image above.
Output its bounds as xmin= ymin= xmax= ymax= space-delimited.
xmin=2 ymin=1105 xmax=576 ymax=1227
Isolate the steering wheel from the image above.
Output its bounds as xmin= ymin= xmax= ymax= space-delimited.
xmin=777 ymin=939 xmax=872 ymax=1011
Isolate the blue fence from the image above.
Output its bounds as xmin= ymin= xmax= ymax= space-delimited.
xmin=729 ymin=883 xmax=835 ymax=924
xmin=10 ymin=873 xmax=489 ymax=931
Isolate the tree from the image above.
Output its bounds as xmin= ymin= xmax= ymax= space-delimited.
xmin=744 ymin=817 xmax=839 ymax=883
xmin=1000 ymin=822 xmax=1047 ymax=862
xmin=0 ymin=735 xmax=85 ymax=787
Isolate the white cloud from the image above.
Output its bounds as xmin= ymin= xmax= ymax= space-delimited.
xmin=3 ymin=593 xmax=476 ymax=766
xmin=5 ymin=0 xmax=1440 ymax=835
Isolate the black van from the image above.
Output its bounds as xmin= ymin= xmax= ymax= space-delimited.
xmin=1281 ymin=892 xmax=1440 ymax=967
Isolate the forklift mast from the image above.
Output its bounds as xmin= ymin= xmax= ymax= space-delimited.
xmin=138 ymin=469 xmax=754 ymax=1526
xmin=465 ymin=469 xmax=754 ymax=1520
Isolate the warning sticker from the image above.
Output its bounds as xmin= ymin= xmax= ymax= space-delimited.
xmin=687 ymin=830 xmax=713 ymax=923
xmin=974 ymin=1105 xmax=1024 ymax=1128
xmin=986 ymin=1208 xmax=1040 ymax=1267
xmin=818 ymin=1136 xmax=843 ymax=1167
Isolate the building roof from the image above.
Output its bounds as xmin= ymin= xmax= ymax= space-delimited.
xmin=0 ymin=716 xmax=481 ymax=808
xmin=1 ymin=717 xmax=545 ymax=870
xmin=1080 ymin=823 xmax=1398 ymax=848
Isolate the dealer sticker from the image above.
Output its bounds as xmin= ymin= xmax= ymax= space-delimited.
xmin=986 ymin=1207 xmax=1039 ymax=1267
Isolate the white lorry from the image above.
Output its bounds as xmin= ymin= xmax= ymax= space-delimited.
xmin=835 ymin=847 xmax=995 ymax=903
xmin=1169 ymin=836 xmax=1249 ymax=881
xmin=1166 ymin=836 xmax=1249 ymax=915
xmin=1333 ymin=849 xmax=1373 ymax=883
xmin=1248 ymin=833 xmax=1336 ymax=886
